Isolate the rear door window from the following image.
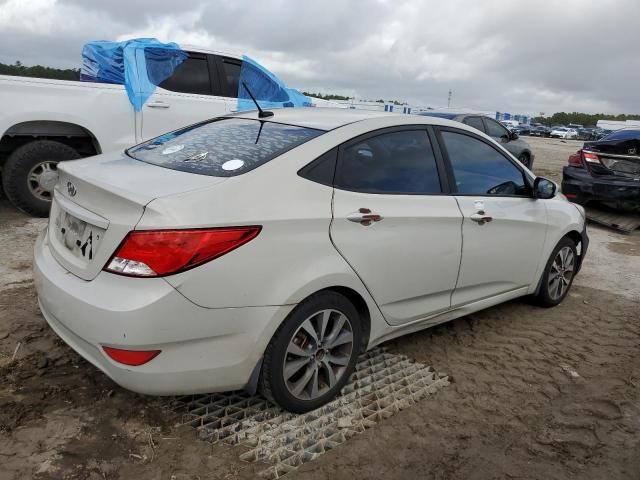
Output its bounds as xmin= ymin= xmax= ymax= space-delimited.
xmin=335 ymin=129 xmax=442 ymax=194
xmin=128 ymin=118 xmax=324 ymax=177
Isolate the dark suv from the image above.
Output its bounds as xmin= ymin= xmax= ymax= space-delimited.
xmin=417 ymin=112 xmax=535 ymax=168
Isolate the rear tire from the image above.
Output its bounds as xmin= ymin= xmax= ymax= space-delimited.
xmin=259 ymin=291 xmax=362 ymax=413
xmin=2 ymin=140 xmax=80 ymax=217
xmin=535 ymin=237 xmax=578 ymax=307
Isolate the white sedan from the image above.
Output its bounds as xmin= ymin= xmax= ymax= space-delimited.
xmin=34 ymin=108 xmax=588 ymax=412
xmin=550 ymin=127 xmax=578 ymax=139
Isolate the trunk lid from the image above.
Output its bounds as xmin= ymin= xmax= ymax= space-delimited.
xmin=584 ymin=139 xmax=640 ymax=178
xmin=49 ymin=152 xmax=227 ymax=280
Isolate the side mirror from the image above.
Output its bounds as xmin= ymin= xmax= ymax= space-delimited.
xmin=509 ymin=131 xmax=519 ymax=140
xmin=533 ymin=177 xmax=556 ymax=199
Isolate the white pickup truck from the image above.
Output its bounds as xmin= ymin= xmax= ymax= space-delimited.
xmin=0 ymin=47 xmax=330 ymax=216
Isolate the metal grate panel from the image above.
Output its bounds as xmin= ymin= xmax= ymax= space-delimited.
xmin=169 ymin=348 xmax=449 ymax=479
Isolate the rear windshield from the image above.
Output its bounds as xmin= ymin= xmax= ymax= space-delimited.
xmin=602 ymin=129 xmax=640 ymax=141
xmin=127 ymin=118 xmax=324 ymax=176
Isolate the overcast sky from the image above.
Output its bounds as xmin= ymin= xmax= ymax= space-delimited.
xmin=1 ymin=0 xmax=638 ymax=115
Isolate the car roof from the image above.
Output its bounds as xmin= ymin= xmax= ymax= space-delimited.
xmin=231 ymin=107 xmax=408 ymax=131
xmin=416 ymin=112 xmax=460 ymax=120
xmin=181 ymin=44 xmax=243 ymax=60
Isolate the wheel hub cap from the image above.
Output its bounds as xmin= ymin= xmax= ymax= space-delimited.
xmin=27 ymin=161 xmax=59 ymax=201
xmin=548 ymin=246 xmax=575 ymax=301
xmin=283 ymin=309 xmax=354 ymax=401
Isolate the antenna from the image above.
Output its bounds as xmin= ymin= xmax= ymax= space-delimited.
xmin=241 ymin=82 xmax=274 ymax=118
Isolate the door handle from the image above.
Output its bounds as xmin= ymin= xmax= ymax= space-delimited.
xmin=147 ymin=101 xmax=170 ymax=108
xmin=470 ymin=211 xmax=493 ymax=225
xmin=347 ymin=208 xmax=383 ymax=226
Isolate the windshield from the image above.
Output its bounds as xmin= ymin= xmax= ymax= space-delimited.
xmin=128 ymin=118 xmax=324 ymax=176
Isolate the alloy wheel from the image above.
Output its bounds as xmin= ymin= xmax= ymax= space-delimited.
xmin=283 ymin=309 xmax=354 ymax=400
xmin=548 ymin=246 xmax=575 ymax=300
xmin=27 ymin=160 xmax=59 ymax=201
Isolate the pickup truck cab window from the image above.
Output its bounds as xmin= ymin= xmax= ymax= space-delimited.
xmin=156 ymin=52 xmax=212 ymax=95
xmin=219 ymin=57 xmax=242 ymax=98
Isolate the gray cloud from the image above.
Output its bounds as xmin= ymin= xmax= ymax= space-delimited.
xmin=1 ymin=0 xmax=638 ymax=114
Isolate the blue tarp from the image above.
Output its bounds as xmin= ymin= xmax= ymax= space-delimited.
xmin=80 ymin=38 xmax=187 ymax=111
xmin=237 ymin=55 xmax=312 ymax=112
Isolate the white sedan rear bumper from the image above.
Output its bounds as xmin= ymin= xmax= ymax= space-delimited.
xmin=33 ymin=228 xmax=293 ymax=395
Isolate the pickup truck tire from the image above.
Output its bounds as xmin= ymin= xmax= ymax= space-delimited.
xmin=2 ymin=140 xmax=80 ymax=217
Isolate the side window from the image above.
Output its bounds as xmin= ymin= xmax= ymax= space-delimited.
xmin=157 ymin=53 xmax=211 ymax=95
xmin=335 ymin=130 xmax=442 ymax=194
xmin=220 ymin=57 xmax=242 ymax=98
xmin=441 ymin=131 xmax=528 ymax=196
xmin=484 ymin=118 xmax=510 ymax=139
xmin=462 ymin=116 xmax=485 ymax=133
xmin=298 ymin=149 xmax=337 ymax=187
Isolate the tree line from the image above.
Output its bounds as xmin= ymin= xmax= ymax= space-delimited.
xmin=0 ymin=61 xmax=80 ymax=81
xmin=532 ymin=112 xmax=640 ymax=127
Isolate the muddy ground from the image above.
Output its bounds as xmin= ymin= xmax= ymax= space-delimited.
xmin=1 ymin=137 xmax=639 ymax=480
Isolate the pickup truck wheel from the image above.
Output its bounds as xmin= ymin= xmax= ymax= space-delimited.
xmin=2 ymin=140 xmax=80 ymax=217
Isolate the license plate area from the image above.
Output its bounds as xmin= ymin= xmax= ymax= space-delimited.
xmin=53 ymin=210 xmax=105 ymax=262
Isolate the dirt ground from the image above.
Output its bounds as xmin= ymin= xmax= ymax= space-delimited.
xmin=1 ymin=137 xmax=639 ymax=480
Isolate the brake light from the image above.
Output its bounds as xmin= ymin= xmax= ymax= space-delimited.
xmin=103 ymin=346 xmax=160 ymax=366
xmin=105 ymin=226 xmax=261 ymax=277
xmin=583 ymin=151 xmax=601 ymax=164
xmin=567 ymin=151 xmax=583 ymax=167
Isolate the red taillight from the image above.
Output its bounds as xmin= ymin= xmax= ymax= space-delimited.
xmin=104 ymin=226 xmax=261 ymax=277
xmin=568 ymin=151 xmax=583 ymax=167
xmin=103 ymin=346 xmax=160 ymax=366
xmin=582 ymin=151 xmax=601 ymax=164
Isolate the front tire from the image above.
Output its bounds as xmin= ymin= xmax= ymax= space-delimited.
xmin=535 ymin=237 xmax=578 ymax=307
xmin=2 ymin=140 xmax=80 ymax=217
xmin=259 ymin=291 xmax=362 ymax=413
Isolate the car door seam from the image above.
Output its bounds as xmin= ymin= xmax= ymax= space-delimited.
xmin=328 ymin=187 xmax=388 ymax=324
xmin=451 ymin=196 xmax=465 ymax=305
